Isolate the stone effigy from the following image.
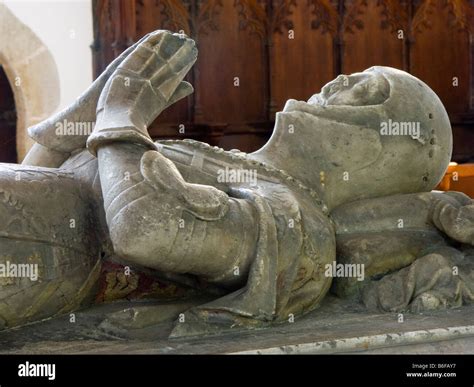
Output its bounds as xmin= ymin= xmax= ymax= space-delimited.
xmin=0 ymin=30 xmax=472 ymax=337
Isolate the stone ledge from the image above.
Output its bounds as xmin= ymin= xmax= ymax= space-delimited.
xmin=231 ymin=325 xmax=474 ymax=354
xmin=1 ymin=296 xmax=473 ymax=354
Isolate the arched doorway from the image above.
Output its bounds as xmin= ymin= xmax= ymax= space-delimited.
xmin=0 ymin=65 xmax=17 ymax=163
xmin=0 ymin=4 xmax=59 ymax=162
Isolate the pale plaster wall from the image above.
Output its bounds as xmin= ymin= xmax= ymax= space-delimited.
xmin=1 ymin=0 xmax=93 ymax=160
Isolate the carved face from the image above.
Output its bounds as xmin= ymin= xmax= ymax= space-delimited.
xmin=254 ymin=66 xmax=452 ymax=210
xmin=308 ymin=71 xmax=390 ymax=107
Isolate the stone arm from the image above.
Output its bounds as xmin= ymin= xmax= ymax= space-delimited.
xmin=330 ymin=191 xmax=474 ymax=308
xmin=87 ymin=31 xmax=258 ymax=286
xmin=22 ymin=31 xmax=191 ymax=168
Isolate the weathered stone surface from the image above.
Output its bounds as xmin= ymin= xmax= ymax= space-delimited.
xmin=0 ymin=29 xmax=470 ymax=342
xmin=0 ymin=296 xmax=473 ymax=354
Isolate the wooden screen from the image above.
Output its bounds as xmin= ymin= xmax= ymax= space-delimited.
xmin=92 ymin=0 xmax=474 ymax=160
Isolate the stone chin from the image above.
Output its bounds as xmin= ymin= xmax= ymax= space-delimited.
xmin=251 ymin=66 xmax=453 ymax=210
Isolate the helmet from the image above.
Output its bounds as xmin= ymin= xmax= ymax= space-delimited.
xmin=251 ymin=66 xmax=453 ymax=209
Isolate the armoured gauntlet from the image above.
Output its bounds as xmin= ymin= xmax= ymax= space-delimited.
xmin=87 ymin=31 xmax=258 ymax=284
xmin=87 ymin=31 xmax=197 ymax=155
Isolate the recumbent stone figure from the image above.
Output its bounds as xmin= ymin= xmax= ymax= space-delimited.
xmin=0 ymin=31 xmax=472 ymax=337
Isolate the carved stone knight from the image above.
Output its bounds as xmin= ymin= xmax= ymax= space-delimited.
xmin=0 ymin=31 xmax=472 ymax=336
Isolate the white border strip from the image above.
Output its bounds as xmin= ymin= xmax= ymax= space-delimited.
xmin=230 ymin=325 xmax=474 ymax=354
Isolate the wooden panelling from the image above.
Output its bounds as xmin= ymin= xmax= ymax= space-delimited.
xmin=271 ymin=0 xmax=335 ymax=112
xmin=92 ymin=0 xmax=474 ymax=160
xmin=410 ymin=0 xmax=472 ymax=116
xmin=198 ymin=0 xmax=266 ymax=124
xmin=342 ymin=0 xmax=407 ymax=73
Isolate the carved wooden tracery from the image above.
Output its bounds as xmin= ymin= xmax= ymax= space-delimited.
xmin=93 ymin=0 xmax=474 ymax=160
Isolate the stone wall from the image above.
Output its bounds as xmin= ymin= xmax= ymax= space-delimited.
xmin=0 ymin=4 xmax=59 ymax=160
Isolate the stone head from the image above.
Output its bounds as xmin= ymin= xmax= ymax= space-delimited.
xmin=251 ymin=66 xmax=452 ymax=209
